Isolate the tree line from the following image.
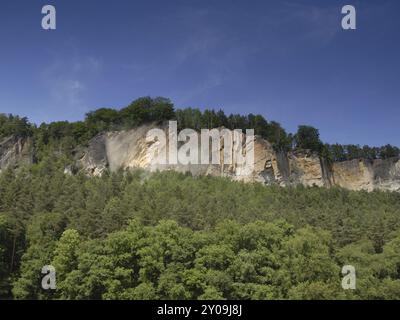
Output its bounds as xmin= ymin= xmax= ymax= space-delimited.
xmin=1 ymin=97 xmax=399 ymax=163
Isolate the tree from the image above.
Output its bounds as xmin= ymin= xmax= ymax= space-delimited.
xmin=120 ymin=97 xmax=175 ymax=128
xmin=294 ymin=125 xmax=323 ymax=153
xmin=0 ymin=114 xmax=33 ymax=138
xmin=0 ymin=215 xmax=12 ymax=298
xmin=52 ymin=229 xmax=81 ymax=296
xmin=379 ymin=144 xmax=399 ymax=159
xmin=346 ymin=144 xmax=363 ymax=160
xmin=85 ymin=108 xmax=121 ymax=134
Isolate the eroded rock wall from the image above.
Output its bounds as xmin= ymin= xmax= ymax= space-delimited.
xmin=2 ymin=125 xmax=399 ymax=192
xmin=332 ymin=158 xmax=400 ymax=192
xmin=0 ymin=135 xmax=33 ymax=173
xmin=72 ymin=124 xmax=400 ymax=192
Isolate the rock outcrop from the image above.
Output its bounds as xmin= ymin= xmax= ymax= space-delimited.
xmin=332 ymin=158 xmax=400 ymax=192
xmin=1 ymin=125 xmax=399 ymax=192
xmin=0 ymin=135 xmax=33 ymax=173
xmin=75 ymin=124 xmax=400 ymax=192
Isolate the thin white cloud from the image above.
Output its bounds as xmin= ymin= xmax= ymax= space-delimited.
xmin=172 ymin=73 xmax=223 ymax=105
xmin=40 ymin=48 xmax=103 ymax=118
xmin=280 ymin=1 xmax=341 ymax=44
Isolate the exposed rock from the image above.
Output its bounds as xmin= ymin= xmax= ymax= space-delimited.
xmin=74 ymin=124 xmax=400 ymax=192
xmin=3 ymin=125 xmax=398 ymax=192
xmin=76 ymin=134 xmax=108 ymax=176
xmin=0 ymin=135 xmax=33 ymax=172
xmin=332 ymin=159 xmax=374 ymax=191
xmin=373 ymin=158 xmax=400 ymax=192
xmin=287 ymin=151 xmax=326 ymax=187
xmin=332 ymin=158 xmax=400 ymax=192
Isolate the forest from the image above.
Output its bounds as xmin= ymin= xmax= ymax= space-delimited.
xmin=1 ymin=167 xmax=400 ymax=300
xmin=1 ymin=97 xmax=400 ymax=300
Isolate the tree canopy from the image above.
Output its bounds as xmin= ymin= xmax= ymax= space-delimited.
xmin=1 ymin=97 xmax=398 ymax=162
xmin=0 ymin=165 xmax=400 ymax=300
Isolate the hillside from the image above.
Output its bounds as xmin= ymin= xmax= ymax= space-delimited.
xmin=1 ymin=168 xmax=400 ymax=300
xmin=1 ymin=128 xmax=400 ymax=192
xmin=1 ymin=97 xmax=400 ymax=300
xmin=1 ymin=97 xmax=400 ymax=192
xmin=72 ymin=123 xmax=400 ymax=192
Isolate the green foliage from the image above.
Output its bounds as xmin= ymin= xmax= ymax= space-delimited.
xmin=294 ymin=125 xmax=323 ymax=153
xmin=0 ymin=214 xmax=12 ymax=297
xmin=0 ymin=164 xmax=399 ymax=300
xmin=326 ymin=143 xmax=400 ymax=162
xmin=176 ymin=109 xmax=292 ymax=151
xmin=1 ymin=98 xmax=398 ymax=163
xmin=118 ymin=97 xmax=175 ymax=129
xmin=1 ymin=97 xmax=400 ymax=300
xmin=0 ymin=114 xmax=32 ymax=139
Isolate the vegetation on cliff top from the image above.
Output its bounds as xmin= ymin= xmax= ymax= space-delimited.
xmin=1 ymin=97 xmax=399 ymax=163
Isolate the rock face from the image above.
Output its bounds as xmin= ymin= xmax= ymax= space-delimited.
xmin=2 ymin=125 xmax=399 ymax=192
xmin=0 ymin=135 xmax=33 ymax=173
xmin=332 ymin=158 xmax=400 ymax=192
xmin=75 ymin=124 xmax=400 ymax=192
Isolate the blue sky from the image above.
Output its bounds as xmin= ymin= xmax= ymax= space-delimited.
xmin=0 ymin=0 xmax=399 ymax=146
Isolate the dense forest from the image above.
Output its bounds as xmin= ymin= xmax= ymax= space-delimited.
xmin=1 ymin=97 xmax=400 ymax=300
xmin=1 ymin=167 xmax=400 ymax=300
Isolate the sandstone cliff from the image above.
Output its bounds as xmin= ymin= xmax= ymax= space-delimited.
xmin=1 ymin=124 xmax=399 ymax=192
xmin=0 ymin=135 xmax=33 ymax=173
xmin=74 ymin=124 xmax=400 ymax=192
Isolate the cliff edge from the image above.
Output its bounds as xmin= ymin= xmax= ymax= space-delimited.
xmin=74 ymin=124 xmax=400 ymax=192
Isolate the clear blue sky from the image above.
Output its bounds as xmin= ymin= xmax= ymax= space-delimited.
xmin=0 ymin=0 xmax=399 ymax=146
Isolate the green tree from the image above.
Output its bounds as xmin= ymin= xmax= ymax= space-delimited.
xmin=294 ymin=125 xmax=323 ymax=153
